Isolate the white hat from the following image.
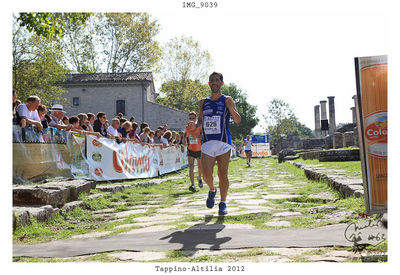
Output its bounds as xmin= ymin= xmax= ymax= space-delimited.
xmin=50 ymin=104 xmax=65 ymax=112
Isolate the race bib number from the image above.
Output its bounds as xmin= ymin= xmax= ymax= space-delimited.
xmin=204 ymin=116 xmax=221 ymax=135
xmin=189 ymin=134 xmax=198 ymax=144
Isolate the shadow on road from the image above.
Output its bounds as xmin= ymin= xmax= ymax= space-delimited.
xmin=160 ymin=215 xmax=230 ymax=256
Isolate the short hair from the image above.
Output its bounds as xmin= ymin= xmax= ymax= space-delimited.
xmin=87 ymin=113 xmax=95 ymax=120
xmin=122 ymin=121 xmax=132 ymax=131
xmin=129 ymin=116 xmax=135 ymax=122
xmin=69 ymin=116 xmax=79 ymax=124
xmin=209 ymin=72 xmax=223 ymax=82
xmin=117 ymin=112 xmax=124 ymax=118
xmin=189 ymin=111 xmax=197 ymax=117
xmin=27 ymin=96 xmax=40 ymax=103
xmin=77 ymin=113 xmax=88 ymax=122
xmin=131 ymin=122 xmax=139 ymax=131
xmin=62 ymin=116 xmax=69 ymax=122
xmin=111 ymin=117 xmax=120 ymax=124
xmin=37 ymin=104 xmax=47 ymax=113
xmin=96 ymin=112 xmax=106 ymax=119
xmin=143 ymin=127 xmax=150 ymax=133
xmin=120 ymin=118 xmax=127 ymax=124
xmin=140 ymin=122 xmax=149 ymax=131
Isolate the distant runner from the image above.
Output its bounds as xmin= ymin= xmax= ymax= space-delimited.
xmin=243 ymin=135 xmax=253 ymax=167
xmin=196 ymin=72 xmax=241 ymax=215
xmin=184 ymin=112 xmax=203 ymax=192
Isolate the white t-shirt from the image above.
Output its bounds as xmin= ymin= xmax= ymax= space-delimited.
xmin=161 ymin=137 xmax=169 ymax=145
xmin=244 ymin=140 xmax=252 ymax=150
xmin=16 ymin=104 xmax=40 ymax=122
xmin=107 ymin=126 xmax=119 ymax=137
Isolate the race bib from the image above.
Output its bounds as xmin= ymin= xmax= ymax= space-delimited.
xmin=189 ymin=134 xmax=198 ymax=144
xmin=204 ymin=116 xmax=221 ymax=135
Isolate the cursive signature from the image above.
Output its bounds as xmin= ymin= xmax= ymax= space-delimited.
xmin=344 ymin=219 xmax=386 ymax=246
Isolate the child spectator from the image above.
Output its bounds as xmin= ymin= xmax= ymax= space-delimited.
xmin=93 ymin=112 xmax=108 ymax=137
xmin=161 ymin=130 xmax=172 ymax=148
xmin=87 ymin=113 xmax=95 ymax=131
xmin=77 ymin=113 xmax=89 ymax=130
xmin=128 ymin=122 xmax=140 ymax=142
xmin=140 ymin=127 xmax=151 ymax=144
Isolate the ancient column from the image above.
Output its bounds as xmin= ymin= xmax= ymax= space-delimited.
xmin=314 ymin=105 xmax=321 ymax=138
xmin=351 ymin=107 xmax=357 ymax=124
xmin=320 ymin=100 xmax=328 ymax=137
xmin=328 ymin=96 xmax=336 ymax=135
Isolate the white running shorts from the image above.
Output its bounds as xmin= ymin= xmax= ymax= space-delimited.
xmin=201 ymin=140 xmax=232 ymax=157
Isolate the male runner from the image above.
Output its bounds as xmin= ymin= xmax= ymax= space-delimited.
xmin=184 ymin=112 xmax=203 ymax=192
xmin=243 ymin=135 xmax=253 ymax=167
xmin=196 ymin=72 xmax=241 ymax=215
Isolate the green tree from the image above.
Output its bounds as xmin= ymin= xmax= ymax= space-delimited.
xmin=97 ymin=13 xmax=162 ymax=73
xmin=221 ymin=84 xmax=259 ymax=141
xmin=13 ymin=21 xmax=68 ymax=105
xmin=16 ymin=12 xmax=92 ymax=40
xmin=160 ymin=35 xmax=212 ymax=82
xmin=263 ymin=98 xmax=298 ymax=146
xmin=156 ymin=80 xmax=210 ymax=112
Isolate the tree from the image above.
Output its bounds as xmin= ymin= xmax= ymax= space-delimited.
xmin=263 ymin=98 xmax=298 ymax=146
xmin=97 ymin=13 xmax=162 ymax=73
xmin=16 ymin=12 xmax=92 ymax=40
xmin=13 ymin=20 xmax=68 ymax=106
xmin=221 ymin=84 xmax=259 ymax=142
xmin=160 ymin=35 xmax=212 ymax=83
xmin=156 ymin=80 xmax=210 ymax=112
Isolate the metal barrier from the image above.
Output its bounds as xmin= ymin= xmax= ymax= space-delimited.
xmin=12 ymin=125 xmax=68 ymax=144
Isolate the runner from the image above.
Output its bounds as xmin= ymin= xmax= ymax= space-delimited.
xmin=184 ymin=111 xmax=203 ymax=192
xmin=196 ymin=72 xmax=241 ymax=215
xmin=243 ymin=135 xmax=253 ymax=167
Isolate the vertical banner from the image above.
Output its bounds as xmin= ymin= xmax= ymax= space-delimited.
xmin=355 ymin=55 xmax=387 ymax=214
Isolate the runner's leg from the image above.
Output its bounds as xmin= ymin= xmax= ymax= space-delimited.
xmin=216 ymin=150 xmax=231 ymax=202
xmin=197 ymin=155 xmax=203 ymax=179
xmin=201 ymin=153 xmax=216 ymax=191
xmin=188 ymin=156 xmax=195 ymax=185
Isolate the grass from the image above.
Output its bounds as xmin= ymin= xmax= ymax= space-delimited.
xmin=294 ymin=158 xmax=362 ymax=177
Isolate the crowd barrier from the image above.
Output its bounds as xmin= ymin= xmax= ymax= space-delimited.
xmin=12 ymin=125 xmax=188 ymax=183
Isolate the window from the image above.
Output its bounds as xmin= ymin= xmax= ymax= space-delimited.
xmin=73 ymin=97 xmax=80 ymax=106
xmin=116 ymin=100 xmax=125 ymax=115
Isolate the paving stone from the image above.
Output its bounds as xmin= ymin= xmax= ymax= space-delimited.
xmin=307 ymin=255 xmax=348 ymax=262
xmin=263 ymin=194 xmax=301 ymax=200
xmin=254 ymin=256 xmax=291 ymax=263
xmin=133 ymin=214 xmax=183 ymax=223
xmin=13 ymin=205 xmax=58 ymax=223
xmin=309 ymin=205 xmax=338 ymax=214
xmin=181 ymin=248 xmax=249 ymax=258
xmin=114 ymin=209 xmax=148 ymax=218
xmin=263 ymin=247 xmax=317 ymax=257
xmin=232 ymin=199 xmax=267 ymax=205
xmin=272 ymin=211 xmax=302 ymax=218
xmin=265 ymin=220 xmax=291 ymax=227
xmin=61 ymin=200 xmax=85 ymax=214
xmin=71 ymin=231 xmax=111 ymax=239
xmin=309 ymin=191 xmax=337 ymax=201
xmin=108 ymin=251 xmax=166 ymax=261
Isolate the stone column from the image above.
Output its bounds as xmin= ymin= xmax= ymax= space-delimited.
xmin=314 ymin=105 xmax=321 ymax=138
xmin=351 ymin=107 xmax=357 ymax=123
xmin=328 ymin=96 xmax=336 ymax=135
xmin=320 ymin=100 xmax=328 ymax=137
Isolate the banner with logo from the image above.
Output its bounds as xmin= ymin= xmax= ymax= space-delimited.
xmin=241 ymin=135 xmax=271 ymax=158
xmin=355 ymin=55 xmax=387 ymax=214
xmin=158 ymin=146 xmax=188 ymax=175
xmin=87 ymin=136 xmax=159 ymax=180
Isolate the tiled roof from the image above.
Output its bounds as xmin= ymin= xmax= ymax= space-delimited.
xmin=64 ymin=72 xmax=153 ymax=84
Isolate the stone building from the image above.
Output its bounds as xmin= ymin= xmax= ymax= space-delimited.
xmin=61 ymin=72 xmax=188 ymax=130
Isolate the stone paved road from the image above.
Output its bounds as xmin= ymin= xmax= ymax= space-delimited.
xmin=13 ymin=158 xmax=387 ymax=263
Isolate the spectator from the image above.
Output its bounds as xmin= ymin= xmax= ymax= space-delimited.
xmin=129 ymin=116 xmax=135 ymax=123
xmin=93 ymin=112 xmax=108 ymax=137
xmin=149 ymin=131 xmax=155 ymax=144
xmin=117 ymin=113 xmax=124 ymax=119
xmin=37 ymin=104 xmax=50 ymax=129
xmin=153 ymin=129 xmax=163 ymax=144
xmin=161 ymin=130 xmax=172 ymax=148
xmin=87 ymin=113 xmax=95 ymax=131
xmin=48 ymin=104 xmax=72 ymax=131
xmin=77 ymin=113 xmax=89 ymax=130
xmin=62 ymin=116 xmax=69 ymax=125
xmin=15 ymin=95 xmax=43 ymax=130
xmin=140 ymin=122 xmax=149 ymax=134
xmin=69 ymin=116 xmax=101 ymax=138
xmin=163 ymin=124 xmax=168 ymax=134
xmin=12 ymin=90 xmax=18 ymax=123
xmin=140 ymin=127 xmax=151 ymax=143
xmin=120 ymin=121 xmax=138 ymax=143
xmin=128 ymin=122 xmax=140 ymax=142
xmin=179 ymin=131 xmax=185 ymax=145
xmin=171 ymin=131 xmax=177 ymax=145
xmin=107 ymin=118 xmax=122 ymax=143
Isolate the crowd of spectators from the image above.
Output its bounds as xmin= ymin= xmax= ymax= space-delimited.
xmin=12 ymin=92 xmax=185 ymax=148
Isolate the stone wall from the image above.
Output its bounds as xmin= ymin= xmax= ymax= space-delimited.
xmin=298 ymin=149 xmax=360 ymax=162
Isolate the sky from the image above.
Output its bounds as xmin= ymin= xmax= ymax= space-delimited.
xmin=149 ymin=8 xmax=388 ymax=133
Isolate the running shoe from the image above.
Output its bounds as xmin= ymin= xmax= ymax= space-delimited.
xmin=206 ymin=188 xmax=217 ymax=208
xmin=198 ymin=178 xmax=203 ymax=188
xmin=218 ymin=202 xmax=228 ymax=215
xmin=189 ymin=184 xmax=196 ymax=192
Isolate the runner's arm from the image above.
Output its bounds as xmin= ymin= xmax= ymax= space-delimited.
xmin=196 ymin=99 xmax=205 ymax=129
xmin=225 ymin=96 xmax=241 ymax=124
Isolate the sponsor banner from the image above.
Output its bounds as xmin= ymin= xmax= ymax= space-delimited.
xmin=158 ymin=146 xmax=188 ymax=175
xmin=68 ymin=133 xmax=89 ymax=179
xmin=240 ymin=143 xmax=271 ymax=158
xmin=355 ymin=55 xmax=387 ymax=214
xmin=87 ymin=135 xmax=158 ymax=180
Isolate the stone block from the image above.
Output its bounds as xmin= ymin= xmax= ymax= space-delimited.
xmin=13 ymin=186 xmax=67 ymax=207
xmin=13 ymin=205 xmax=58 ymax=227
xmin=13 ymin=209 xmax=31 ymax=230
xmin=61 ymin=200 xmax=85 ymax=214
xmin=333 ymin=132 xmax=344 ymax=149
xmin=41 ymin=180 xmax=96 ymax=201
xmin=343 ymin=131 xmax=355 ymax=147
